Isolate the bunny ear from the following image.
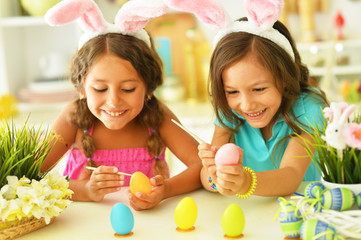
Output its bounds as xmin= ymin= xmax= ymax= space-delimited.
xmin=164 ymin=0 xmax=230 ymax=28
xmin=115 ymin=0 xmax=168 ymax=34
xmin=330 ymin=102 xmax=341 ymax=122
xmin=340 ymin=104 xmax=355 ymax=124
xmin=45 ymin=0 xmax=106 ymax=34
xmin=244 ymin=0 xmax=283 ymax=30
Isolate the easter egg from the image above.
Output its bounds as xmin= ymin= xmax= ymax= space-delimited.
xmin=110 ymin=203 xmax=134 ymax=235
xmin=321 ymin=187 xmax=355 ymax=211
xmin=174 ymin=197 xmax=197 ymax=231
xmin=278 ymin=202 xmax=303 ymax=239
xmin=300 ymin=219 xmax=337 ymax=240
xmin=356 ymin=192 xmax=361 ymax=209
xmin=221 ymin=203 xmax=245 ymax=238
xmin=129 ymin=171 xmax=152 ymax=196
xmin=215 ymin=143 xmax=239 ymax=167
xmin=304 ymin=182 xmax=325 ymax=199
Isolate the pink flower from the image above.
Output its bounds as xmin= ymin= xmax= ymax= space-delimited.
xmin=343 ymin=123 xmax=361 ymax=150
xmin=323 ymin=102 xmax=349 ymax=121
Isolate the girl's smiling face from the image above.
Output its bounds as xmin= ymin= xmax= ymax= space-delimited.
xmin=222 ymin=52 xmax=282 ymax=132
xmin=83 ymin=53 xmax=147 ymax=130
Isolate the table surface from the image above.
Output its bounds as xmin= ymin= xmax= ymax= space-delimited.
xmin=16 ymin=183 xmax=309 ymax=240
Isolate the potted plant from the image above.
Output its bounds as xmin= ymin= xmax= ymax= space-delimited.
xmin=301 ymin=101 xmax=361 ymax=189
xmin=0 ymin=118 xmax=73 ymax=239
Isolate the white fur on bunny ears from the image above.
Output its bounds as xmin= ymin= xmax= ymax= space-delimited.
xmin=212 ymin=0 xmax=295 ymax=61
xmin=45 ymin=0 xmax=229 ymax=50
xmin=45 ymin=0 xmax=168 ymax=49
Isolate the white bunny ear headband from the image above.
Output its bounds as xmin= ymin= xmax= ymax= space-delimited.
xmin=45 ymin=0 xmax=169 ymax=49
xmin=45 ymin=0 xmax=228 ymax=50
xmin=210 ymin=0 xmax=295 ymax=61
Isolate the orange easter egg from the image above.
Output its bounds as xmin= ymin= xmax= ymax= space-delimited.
xmin=129 ymin=171 xmax=152 ymax=195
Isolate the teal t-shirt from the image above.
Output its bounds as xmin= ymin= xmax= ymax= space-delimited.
xmin=215 ymin=91 xmax=325 ymax=181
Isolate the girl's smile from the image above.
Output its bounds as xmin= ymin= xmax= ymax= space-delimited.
xmin=83 ymin=53 xmax=147 ymax=130
xmin=222 ymin=52 xmax=282 ymax=134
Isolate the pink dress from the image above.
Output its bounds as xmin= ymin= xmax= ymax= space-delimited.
xmin=63 ymin=127 xmax=168 ymax=186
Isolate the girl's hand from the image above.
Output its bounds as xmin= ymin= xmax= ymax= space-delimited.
xmin=85 ymin=166 xmax=124 ymax=202
xmin=198 ymin=143 xmax=218 ymax=183
xmin=127 ymin=175 xmax=165 ymax=211
xmin=215 ymin=146 xmax=247 ymax=196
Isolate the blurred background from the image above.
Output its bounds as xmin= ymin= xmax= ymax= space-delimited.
xmin=1 ymin=0 xmax=361 ymax=174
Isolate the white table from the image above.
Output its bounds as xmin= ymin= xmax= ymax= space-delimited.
xmin=16 ymin=184 xmax=309 ymax=240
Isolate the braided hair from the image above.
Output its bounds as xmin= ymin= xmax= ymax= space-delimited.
xmin=69 ymin=33 xmax=168 ymax=177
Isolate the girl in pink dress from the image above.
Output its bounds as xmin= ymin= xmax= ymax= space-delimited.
xmin=41 ymin=0 xmax=202 ymax=210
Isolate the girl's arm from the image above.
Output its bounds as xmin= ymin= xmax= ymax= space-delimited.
xmin=217 ymin=132 xmax=316 ymax=197
xmin=199 ymin=125 xmax=232 ymax=191
xmin=158 ymin=105 xmax=203 ymax=199
xmin=40 ymin=102 xmax=78 ymax=173
xmin=250 ymin=133 xmax=316 ymax=196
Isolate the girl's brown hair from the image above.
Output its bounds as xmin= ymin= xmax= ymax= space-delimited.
xmin=209 ymin=18 xmax=328 ymax=136
xmin=69 ymin=33 xmax=168 ymax=177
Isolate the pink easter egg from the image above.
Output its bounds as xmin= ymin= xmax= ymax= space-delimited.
xmin=215 ymin=143 xmax=239 ymax=167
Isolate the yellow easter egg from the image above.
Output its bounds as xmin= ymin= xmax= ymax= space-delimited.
xmin=129 ymin=171 xmax=152 ymax=196
xmin=221 ymin=203 xmax=245 ymax=238
xmin=174 ymin=197 xmax=197 ymax=230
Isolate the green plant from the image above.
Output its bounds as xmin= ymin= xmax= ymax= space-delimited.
xmin=0 ymin=117 xmax=57 ymax=188
xmin=300 ymin=102 xmax=361 ymax=184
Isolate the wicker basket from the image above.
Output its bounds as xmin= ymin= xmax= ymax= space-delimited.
xmin=0 ymin=217 xmax=55 ymax=240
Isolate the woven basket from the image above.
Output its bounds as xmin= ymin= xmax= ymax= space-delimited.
xmin=0 ymin=217 xmax=55 ymax=240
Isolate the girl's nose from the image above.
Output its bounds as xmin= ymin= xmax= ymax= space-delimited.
xmin=240 ymin=94 xmax=255 ymax=112
xmin=107 ymin=90 xmax=121 ymax=107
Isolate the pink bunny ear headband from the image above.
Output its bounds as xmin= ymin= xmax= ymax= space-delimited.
xmin=45 ymin=0 xmax=169 ymax=49
xmin=211 ymin=0 xmax=295 ymax=61
xmin=45 ymin=0 xmax=228 ymax=50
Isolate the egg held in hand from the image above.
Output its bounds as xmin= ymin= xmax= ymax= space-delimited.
xmin=215 ymin=143 xmax=239 ymax=167
xmin=110 ymin=203 xmax=134 ymax=236
xmin=129 ymin=171 xmax=152 ymax=197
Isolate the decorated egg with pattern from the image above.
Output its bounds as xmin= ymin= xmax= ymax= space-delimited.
xmin=300 ymin=219 xmax=338 ymax=240
xmin=357 ymin=192 xmax=361 ymax=209
xmin=304 ymin=182 xmax=325 ymax=199
xmin=321 ymin=187 xmax=355 ymax=211
xmin=278 ymin=201 xmax=303 ymax=239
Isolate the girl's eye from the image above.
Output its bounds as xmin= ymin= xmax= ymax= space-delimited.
xmin=226 ymin=90 xmax=238 ymax=95
xmin=254 ymin=88 xmax=266 ymax=92
xmin=123 ymin=88 xmax=136 ymax=93
xmin=94 ymin=88 xmax=107 ymax=92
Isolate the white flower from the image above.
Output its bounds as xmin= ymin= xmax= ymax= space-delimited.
xmin=0 ymin=174 xmax=73 ymax=223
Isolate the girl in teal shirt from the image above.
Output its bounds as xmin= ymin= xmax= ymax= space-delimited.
xmin=199 ymin=2 xmax=328 ymax=197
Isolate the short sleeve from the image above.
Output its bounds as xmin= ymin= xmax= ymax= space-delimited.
xmin=295 ymin=91 xmax=326 ymax=133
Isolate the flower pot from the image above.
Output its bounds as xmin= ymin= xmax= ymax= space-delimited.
xmin=321 ymin=178 xmax=361 ymax=196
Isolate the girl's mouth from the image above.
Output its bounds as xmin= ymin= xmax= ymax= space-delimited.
xmin=104 ymin=110 xmax=126 ymax=117
xmin=245 ymin=108 xmax=266 ymax=118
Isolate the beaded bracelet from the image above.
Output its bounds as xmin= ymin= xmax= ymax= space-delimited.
xmin=208 ymin=177 xmax=217 ymax=191
xmin=236 ymin=166 xmax=257 ymax=199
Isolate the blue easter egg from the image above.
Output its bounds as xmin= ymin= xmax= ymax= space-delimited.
xmin=357 ymin=192 xmax=361 ymax=209
xmin=300 ymin=219 xmax=337 ymax=240
xmin=110 ymin=203 xmax=134 ymax=235
xmin=279 ymin=202 xmax=303 ymax=238
xmin=321 ymin=187 xmax=355 ymax=211
xmin=304 ymin=182 xmax=325 ymax=199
